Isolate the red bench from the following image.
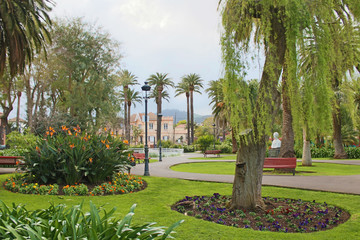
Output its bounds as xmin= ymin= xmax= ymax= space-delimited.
xmin=203 ymin=150 xmax=221 ymax=157
xmin=132 ymin=153 xmax=151 ymax=164
xmin=0 ymin=156 xmax=25 ymax=166
xmin=264 ymin=157 xmax=297 ymax=176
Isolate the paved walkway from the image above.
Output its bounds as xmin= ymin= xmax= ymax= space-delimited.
xmin=130 ymin=153 xmax=360 ymax=195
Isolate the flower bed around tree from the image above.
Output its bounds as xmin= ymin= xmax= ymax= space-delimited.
xmin=172 ymin=193 xmax=350 ymax=233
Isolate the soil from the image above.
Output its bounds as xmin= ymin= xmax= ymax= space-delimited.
xmin=172 ymin=193 xmax=350 ymax=233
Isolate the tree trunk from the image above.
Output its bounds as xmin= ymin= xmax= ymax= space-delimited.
xmin=231 ymin=132 xmax=266 ymax=210
xmin=332 ymin=102 xmax=347 ymax=159
xmin=279 ymin=62 xmax=295 ymax=158
xmin=157 ymin=87 xmax=163 ymax=144
xmin=186 ymin=93 xmax=190 ymax=145
xmin=128 ymin=102 xmax=131 ymax=144
xmin=302 ymin=127 xmax=312 ymax=166
xmin=190 ymin=90 xmax=194 ymax=144
xmin=231 ymin=128 xmax=238 ymax=153
xmin=231 ymin=11 xmax=286 ymax=209
xmin=124 ymin=86 xmax=129 ymax=141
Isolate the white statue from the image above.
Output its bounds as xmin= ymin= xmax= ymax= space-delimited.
xmin=271 ymin=132 xmax=281 ymax=149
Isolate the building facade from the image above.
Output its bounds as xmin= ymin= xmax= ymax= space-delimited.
xmin=129 ymin=112 xmax=188 ymax=145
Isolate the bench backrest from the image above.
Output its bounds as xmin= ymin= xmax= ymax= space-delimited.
xmin=205 ymin=150 xmax=221 ymax=154
xmin=264 ymin=158 xmax=297 ymax=167
xmin=133 ymin=153 xmax=145 ymax=158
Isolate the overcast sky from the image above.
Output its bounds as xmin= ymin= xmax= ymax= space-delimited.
xmin=10 ymin=0 xmax=263 ymax=119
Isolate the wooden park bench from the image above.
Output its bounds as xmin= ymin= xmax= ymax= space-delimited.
xmin=203 ymin=150 xmax=221 ymax=157
xmin=264 ymin=157 xmax=297 ymax=176
xmin=132 ymin=153 xmax=151 ymax=164
xmin=0 ymin=156 xmax=25 ymax=166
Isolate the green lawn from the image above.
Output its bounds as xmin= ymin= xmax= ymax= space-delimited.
xmin=0 ymin=174 xmax=359 ymax=239
xmin=171 ymin=162 xmax=360 ymax=176
xmin=190 ymin=155 xmax=360 ymax=161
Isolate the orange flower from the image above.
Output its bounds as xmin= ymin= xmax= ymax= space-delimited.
xmin=89 ymin=158 xmax=93 ymax=163
xmin=123 ymin=140 xmax=129 ymax=144
xmin=61 ymin=125 xmax=69 ymax=131
xmin=49 ymin=127 xmax=54 ymax=131
xmin=46 ymin=131 xmax=50 ymax=135
xmin=104 ymin=127 xmax=107 ymax=131
xmin=16 ymin=160 xmax=19 ymax=165
xmin=70 ymin=144 xmax=75 ymax=149
xmin=68 ymin=130 xmax=72 ymax=135
xmin=36 ymin=146 xmax=40 ymax=151
xmin=50 ymin=132 xmax=54 ymax=136
xmin=106 ymin=144 xmax=110 ymax=149
xmin=101 ymin=140 xmax=106 ymax=144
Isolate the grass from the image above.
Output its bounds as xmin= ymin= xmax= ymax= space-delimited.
xmin=190 ymin=155 xmax=360 ymax=161
xmin=0 ymin=174 xmax=359 ymax=239
xmin=170 ymin=162 xmax=360 ymax=176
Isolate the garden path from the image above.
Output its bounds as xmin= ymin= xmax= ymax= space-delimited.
xmin=130 ymin=153 xmax=360 ymax=195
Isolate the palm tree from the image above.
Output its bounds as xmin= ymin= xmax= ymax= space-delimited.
xmin=182 ymin=73 xmax=203 ymax=144
xmin=147 ymin=73 xmax=174 ymax=143
xmin=125 ymin=88 xmax=142 ymax=144
xmin=175 ymin=80 xmax=191 ymax=145
xmin=117 ymin=70 xmax=138 ymax=141
xmin=0 ymin=0 xmax=53 ymax=77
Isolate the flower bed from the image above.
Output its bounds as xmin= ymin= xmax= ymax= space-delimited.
xmin=4 ymin=173 xmax=146 ymax=196
xmin=172 ymin=193 xmax=350 ymax=233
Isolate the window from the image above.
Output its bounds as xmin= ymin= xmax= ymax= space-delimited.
xmin=149 ymin=123 xmax=153 ymax=129
xmin=164 ymin=123 xmax=168 ymax=130
xmin=163 ymin=136 xmax=169 ymax=140
xmin=138 ymin=124 xmax=142 ymax=129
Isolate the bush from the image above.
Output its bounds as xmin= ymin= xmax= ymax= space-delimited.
xmin=196 ymin=135 xmax=214 ymax=152
xmin=295 ymin=146 xmax=360 ymax=159
xmin=159 ymin=140 xmax=172 ymax=148
xmin=0 ymin=148 xmax=29 ymax=156
xmin=183 ymin=144 xmax=196 ymax=152
xmin=219 ymin=142 xmax=232 ymax=153
xmin=6 ymin=131 xmax=38 ymax=149
xmin=0 ymin=201 xmax=183 ymax=239
xmin=22 ymin=126 xmax=131 ymax=185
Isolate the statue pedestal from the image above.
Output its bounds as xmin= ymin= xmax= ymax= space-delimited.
xmin=268 ymin=148 xmax=280 ymax=157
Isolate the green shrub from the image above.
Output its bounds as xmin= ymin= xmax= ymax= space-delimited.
xmin=183 ymin=145 xmax=196 ymax=152
xmin=158 ymin=140 xmax=172 ymax=148
xmin=0 ymin=148 xmax=29 ymax=156
xmin=196 ymin=135 xmax=214 ymax=152
xmin=0 ymin=201 xmax=183 ymax=239
xmin=219 ymin=142 xmax=232 ymax=153
xmin=22 ymin=126 xmax=131 ymax=185
xmin=62 ymin=184 xmax=89 ymax=196
xmin=6 ymin=131 xmax=38 ymax=149
xmin=295 ymin=146 xmax=360 ymax=159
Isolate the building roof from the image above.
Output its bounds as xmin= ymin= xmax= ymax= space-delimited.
xmin=8 ymin=117 xmax=26 ymax=123
xmin=130 ymin=112 xmax=173 ymax=123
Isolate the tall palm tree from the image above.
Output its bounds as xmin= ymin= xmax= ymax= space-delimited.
xmin=126 ymin=88 xmax=142 ymax=144
xmin=0 ymin=0 xmax=53 ymax=77
xmin=147 ymin=73 xmax=174 ymax=143
xmin=117 ymin=70 xmax=138 ymax=140
xmin=182 ymin=73 xmax=203 ymax=144
xmin=175 ymin=80 xmax=191 ymax=145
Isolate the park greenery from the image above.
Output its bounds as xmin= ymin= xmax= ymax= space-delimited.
xmin=1 ymin=0 xmax=360 ymax=238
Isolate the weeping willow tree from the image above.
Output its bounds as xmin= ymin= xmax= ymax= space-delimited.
xmin=220 ymin=0 xmax=360 ymax=210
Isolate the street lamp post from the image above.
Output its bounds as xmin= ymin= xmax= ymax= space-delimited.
xmin=158 ymin=113 xmax=163 ymax=162
xmin=141 ymin=82 xmax=151 ymax=176
xmin=212 ymin=123 xmax=216 ymax=150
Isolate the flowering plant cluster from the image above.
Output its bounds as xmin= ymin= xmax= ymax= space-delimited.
xmin=4 ymin=176 xmax=58 ymax=195
xmin=22 ymin=126 xmax=132 ymax=185
xmin=62 ymin=183 xmax=89 ymax=196
xmin=172 ymin=194 xmax=349 ymax=233
xmin=89 ymin=173 xmax=144 ymax=196
xmin=4 ymin=173 xmax=144 ymax=196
